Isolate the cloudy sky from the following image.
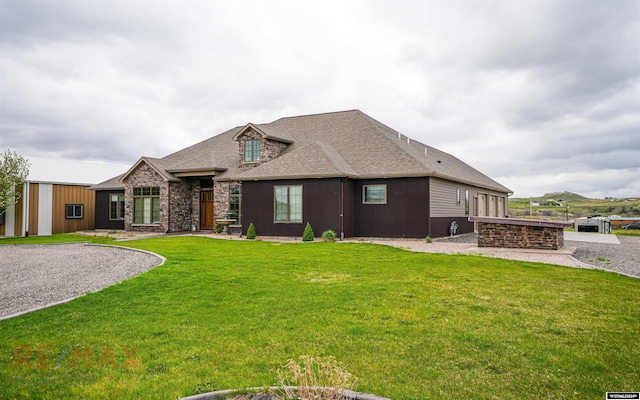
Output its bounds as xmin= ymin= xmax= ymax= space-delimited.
xmin=1 ymin=0 xmax=638 ymax=198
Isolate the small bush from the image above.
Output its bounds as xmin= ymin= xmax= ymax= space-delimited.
xmin=215 ymin=224 xmax=223 ymax=234
xmin=302 ymin=223 xmax=314 ymax=242
xmin=425 ymin=236 xmax=433 ymax=243
xmin=321 ymin=230 xmax=337 ymax=242
xmin=246 ymin=223 xmax=256 ymax=240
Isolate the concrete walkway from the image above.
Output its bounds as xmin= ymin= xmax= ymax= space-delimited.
xmin=564 ymin=231 xmax=620 ymax=244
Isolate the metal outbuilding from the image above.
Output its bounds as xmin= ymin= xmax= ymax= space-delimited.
xmin=0 ymin=158 xmax=127 ymax=237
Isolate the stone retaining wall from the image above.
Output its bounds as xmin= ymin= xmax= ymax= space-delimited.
xmin=477 ymin=223 xmax=563 ymax=250
xmin=470 ymin=217 xmax=573 ymax=250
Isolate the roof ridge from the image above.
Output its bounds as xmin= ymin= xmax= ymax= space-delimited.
xmin=270 ymin=109 xmax=362 ymax=123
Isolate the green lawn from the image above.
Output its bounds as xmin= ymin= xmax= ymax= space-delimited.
xmin=0 ymin=233 xmax=115 ymax=245
xmin=1 ymin=236 xmax=639 ymax=399
xmin=613 ymin=228 xmax=640 ymax=237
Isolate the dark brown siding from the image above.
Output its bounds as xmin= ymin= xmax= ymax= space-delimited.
xmin=242 ymin=177 xmax=435 ymax=239
xmin=341 ymin=179 xmax=355 ymax=238
xmin=95 ymin=190 xmax=125 ymax=230
xmin=354 ymin=177 xmax=430 ymax=238
xmin=429 ymin=217 xmax=474 ymax=238
xmin=242 ymin=179 xmax=342 ymax=237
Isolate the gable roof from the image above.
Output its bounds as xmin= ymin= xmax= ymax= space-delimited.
xmin=120 ymin=157 xmax=181 ymax=183
xmin=232 ymin=123 xmax=295 ymax=144
xmin=91 ymin=110 xmax=511 ymax=193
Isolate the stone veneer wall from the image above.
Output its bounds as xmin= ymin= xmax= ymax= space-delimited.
xmin=123 ymin=163 xmax=169 ymax=233
xmin=238 ymin=129 xmax=288 ymax=167
xmin=477 ymin=222 xmax=564 ymax=250
xmin=169 ymin=179 xmax=198 ymax=232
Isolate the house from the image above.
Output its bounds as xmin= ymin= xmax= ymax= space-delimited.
xmin=90 ymin=110 xmax=512 ymax=238
xmin=0 ymin=158 xmax=128 ymax=237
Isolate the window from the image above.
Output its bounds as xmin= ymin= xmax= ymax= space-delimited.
xmin=110 ymin=194 xmax=125 ymax=220
xmin=244 ymin=139 xmax=261 ymax=162
xmin=274 ymin=185 xmax=302 ymax=223
xmin=229 ymin=184 xmax=241 ymax=224
xmin=133 ymin=187 xmax=160 ymax=224
xmin=456 ymin=188 xmax=461 ymax=205
xmin=465 ymin=190 xmax=470 ymax=216
xmin=363 ymin=184 xmax=387 ymax=204
xmin=66 ymin=204 xmax=83 ymax=219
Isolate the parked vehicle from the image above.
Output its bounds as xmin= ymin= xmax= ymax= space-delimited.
xmin=623 ymin=222 xmax=640 ymax=230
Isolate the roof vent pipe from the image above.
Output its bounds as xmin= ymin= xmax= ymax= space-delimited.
xmin=407 ymin=137 xmax=410 ymax=145
xmin=425 ymin=148 xmax=428 ymax=156
xmin=398 ymin=132 xmax=401 ymax=140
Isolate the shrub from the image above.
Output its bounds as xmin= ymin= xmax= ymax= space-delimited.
xmin=246 ymin=223 xmax=256 ymax=240
xmin=321 ymin=230 xmax=337 ymax=242
xmin=425 ymin=236 xmax=433 ymax=243
xmin=215 ymin=224 xmax=223 ymax=234
xmin=302 ymin=223 xmax=314 ymax=241
xmin=274 ymin=355 xmax=357 ymax=400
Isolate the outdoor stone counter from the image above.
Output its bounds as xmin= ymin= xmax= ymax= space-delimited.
xmin=469 ymin=217 xmax=573 ymax=250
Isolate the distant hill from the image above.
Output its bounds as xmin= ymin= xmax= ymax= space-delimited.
xmin=510 ymin=192 xmax=590 ymax=202
xmin=509 ymin=192 xmax=640 ymax=218
xmin=538 ymin=192 xmax=590 ymax=202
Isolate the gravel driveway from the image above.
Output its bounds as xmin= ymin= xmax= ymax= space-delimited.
xmin=0 ymin=243 xmax=163 ymax=320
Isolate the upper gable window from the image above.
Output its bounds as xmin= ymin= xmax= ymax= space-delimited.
xmin=244 ymin=139 xmax=261 ymax=162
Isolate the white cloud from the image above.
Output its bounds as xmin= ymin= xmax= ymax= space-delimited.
xmin=1 ymin=0 xmax=638 ymax=198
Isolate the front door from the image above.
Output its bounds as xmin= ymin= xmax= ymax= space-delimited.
xmin=200 ymin=191 xmax=214 ymax=230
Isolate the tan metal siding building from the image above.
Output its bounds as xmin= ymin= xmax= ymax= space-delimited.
xmin=430 ymin=177 xmax=508 ymax=218
xmin=1 ymin=182 xmax=96 ymax=236
xmin=1 ymin=158 xmax=126 ymax=237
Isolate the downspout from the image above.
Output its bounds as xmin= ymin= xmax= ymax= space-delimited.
xmin=427 ymin=178 xmax=431 ymax=238
xmin=340 ymin=178 xmax=344 ymax=241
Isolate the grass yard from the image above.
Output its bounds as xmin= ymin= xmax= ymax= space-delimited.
xmin=1 ymin=236 xmax=639 ymax=399
xmin=613 ymin=228 xmax=640 ymax=237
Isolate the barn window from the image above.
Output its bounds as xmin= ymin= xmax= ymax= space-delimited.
xmin=66 ymin=204 xmax=84 ymax=219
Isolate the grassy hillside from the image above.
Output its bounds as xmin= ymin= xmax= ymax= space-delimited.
xmin=509 ymin=192 xmax=640 ymax=220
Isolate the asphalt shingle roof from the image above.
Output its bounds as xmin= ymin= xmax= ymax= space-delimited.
xmin=90 ymin=110 xmax=511 ymax=193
